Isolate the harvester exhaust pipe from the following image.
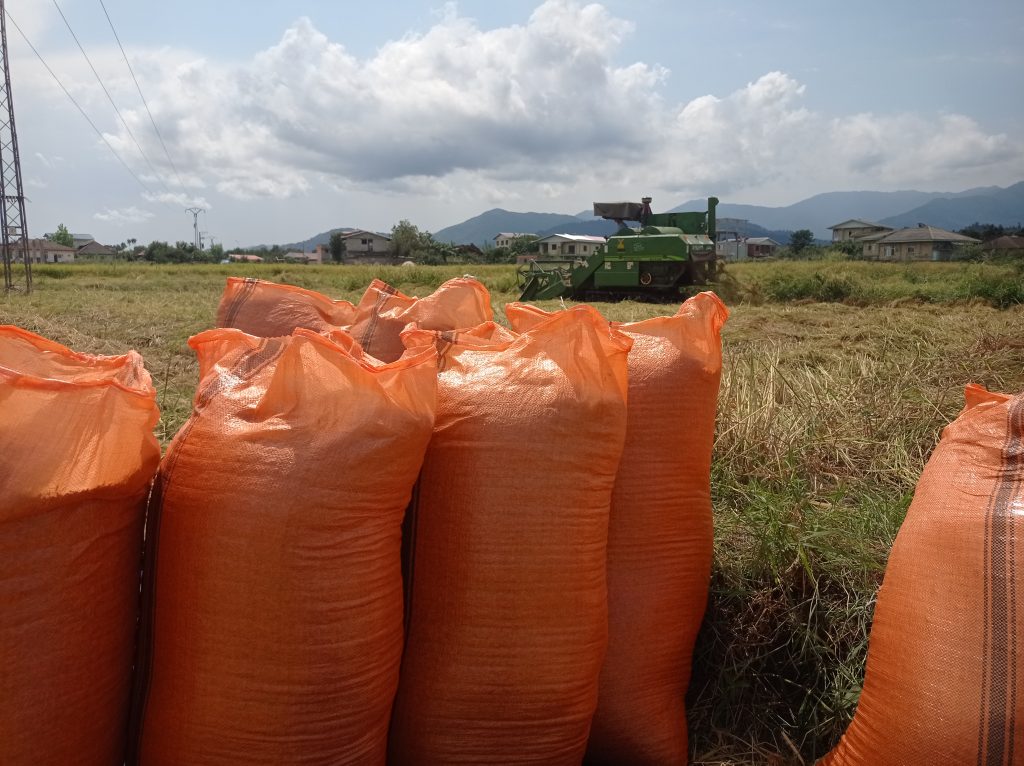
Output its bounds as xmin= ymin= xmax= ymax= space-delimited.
xmin=640 ymin=196 xmax=653 ymax=227
xmin=707 ymin=196 xmax=719 ymax=239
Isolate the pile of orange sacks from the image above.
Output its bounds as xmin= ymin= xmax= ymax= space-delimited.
xmin=2 ymin=275 xmax=1021 ymax=766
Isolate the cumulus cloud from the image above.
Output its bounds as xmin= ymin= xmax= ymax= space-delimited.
xmin=88 ymin=1 xmax=1023 ymax=204
xmin=830 ymin=112 xmax=1018 ymax=182
xmin=655 ymin=72 xmax=1022 ymax=199
xmin=107 ymin=1 xmax=664 ymax=198
xmin=93 ymin=205 xmax=155 ymax=224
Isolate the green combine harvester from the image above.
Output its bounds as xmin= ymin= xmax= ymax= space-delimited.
xmin=517 ymin=196 xmax=719 ymax=301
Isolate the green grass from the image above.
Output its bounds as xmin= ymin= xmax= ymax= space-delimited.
xmin=724 ymin=258 xmax=1024 ymax=307
xmin=3 ymin=261 xmax=1024 ymax=764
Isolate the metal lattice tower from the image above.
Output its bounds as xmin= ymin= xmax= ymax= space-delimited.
xmin=0 ymin=0 xmax=31 ymax=293
xmin=186 ymin=207 xmax=202 ymax=250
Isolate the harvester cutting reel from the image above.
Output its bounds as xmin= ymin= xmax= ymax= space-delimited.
xmin=516 ymin=258 xmax=585 ymax=301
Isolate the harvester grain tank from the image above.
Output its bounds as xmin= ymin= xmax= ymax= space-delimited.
xmin=517 ymin=196 xmax=719 ymax=301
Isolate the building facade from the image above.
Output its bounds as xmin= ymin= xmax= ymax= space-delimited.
xmin=535 ymin=233 xmax=607 ymax=257
xmin=76 ymin=241 xmax=117 ymax=258
xmin=860 ymin=225 xmax=980 ymax=261
xmin=26 ymin=238 xmax=76 ymax=264
xmin=494 ymin=232 xmax=533 ymax=249
xmin=340 ymin=230 xmax=391 ymax=254
xmin=828 ymin=219 xmax=893 ymax=242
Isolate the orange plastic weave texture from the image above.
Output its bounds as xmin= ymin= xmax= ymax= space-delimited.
xmin=348 ymin=277 xmax=493 ymax=362
xmin=0 ymin=326 xmax=160 ymax=766
xmin=388 ymin=307 xmax=631 ymax=765
xmin=215 ymin=276 xmax=357 ymax=336
xmin=506 ymin=293 xmax=728 ymax=763
xmin=819 ymin=384 xmax=1024 ymax=766
xmin=131 ymin=329 xmax=437 ymax=766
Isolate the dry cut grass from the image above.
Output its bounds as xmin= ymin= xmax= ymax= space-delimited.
xmin=692 ymin=301 xmax=1024 ymax=763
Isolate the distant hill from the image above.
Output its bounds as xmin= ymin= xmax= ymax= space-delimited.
xmin=247 ymin=226 xmax=356 ymax=252
xmin=666 ymin=186 xmax=1013 ymax=239
xmin=433 ymin=208 xmax=585 ymax=246
xmin=265 ymin=182 xmax=1023 ymax=252
xmin=529 ymin=216 xmax=802 ymax=243
xmin=535 ymin=219 xmax=618 ymax=238
xmin=879 ymin=181 xmax=1024 ymax=230
xmin=715 ymin=218 xmax=803 ymax=244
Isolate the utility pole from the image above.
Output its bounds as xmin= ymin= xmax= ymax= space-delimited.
xmin=185 ymin=206 xmax=202 ymax=250
xmin=0 ymin=0 xmax=31 ymax=293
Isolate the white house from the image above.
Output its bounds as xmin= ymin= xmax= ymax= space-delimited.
xmin=716 ymin=236 xmax=780 ymax=261
xmin=494 ymin=232 xmax=533 ymax=249
xmin=827 ymin=219 xmax=893 ymax=242
xmin=22 ymin=238 xmax=76 ymax=264
xmin=339 ymin=229 xmax=391 ymax=254
xmin=860 ymin=225 xmax=980 ymax=261
xmin=535 ymin=234 xmax=607 ymax=257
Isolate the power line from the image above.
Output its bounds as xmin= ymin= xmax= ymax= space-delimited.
xmin=97 ymin=0 xmax=187 ymax=191
xmin=50 ymin=0 xmax=174 ymax=196
xmin=4 ymin=9 xmax=157 ymax=198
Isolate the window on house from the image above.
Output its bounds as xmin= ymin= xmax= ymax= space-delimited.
xmin=907 ymin=246 xmax=915 ymax=254
xmin=568 ymin=245 xmax=576 ymax=255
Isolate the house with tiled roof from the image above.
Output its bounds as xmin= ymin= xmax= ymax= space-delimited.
xmin=828 ymin=219 xmax=893 ymax=242
xmin=982 ymin=235 xmax=1024 ymax=255
xmin=30 ymin=238 xmax=76 ymax=264
xmin=861 ymin=224 xmax=980 ymax=261
xmin=339 ymin=229 xmax=391 ymax=255
xmin=76 ymin=241 xmax=116 ymax=258
xmin=494 ymin=232 xmax=534 ymax=249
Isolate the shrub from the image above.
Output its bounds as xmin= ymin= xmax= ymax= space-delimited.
xmin=763 ymin=272 xmax=859 ymax=303
xmin=960 ymin=272 xmax=1024 ymax=308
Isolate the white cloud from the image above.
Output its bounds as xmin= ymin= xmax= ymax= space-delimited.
xmin=93 ymin=205 xmax=155 ymax=224
xmin=30 ymin=0 xmax=1024 ymax=213
xmin=652 ymin=72 xmax=1022 ymax=200
xmin=106 ymin=2 xmax=665 ymax=199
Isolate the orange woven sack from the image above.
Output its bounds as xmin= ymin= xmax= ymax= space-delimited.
xmin=348 ymin=277 xmax=492 ymax=363
xmin=400 ymin=319 xmax=517 ymax=352
xmin=0 ymin=326 xmax=160 ymax=766
xmin=506 ymin=293 xmax=729 ymax=764
xmin=819 ymin=384 xmax=1024 ymax=766
xmin=216 ymin=276 xmax=357 ymax=336
xmin=388 ymin=307 xmax=631 ymax=765
xmin=131 ymin=329 xmax=437 ymax=766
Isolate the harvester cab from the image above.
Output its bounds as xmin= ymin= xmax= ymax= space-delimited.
xmin=517 ymin=196 xmax=719 ymax=302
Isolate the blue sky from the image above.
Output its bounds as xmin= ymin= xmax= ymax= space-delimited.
xmin=9 ymin=0 xmax=1024 ymax=246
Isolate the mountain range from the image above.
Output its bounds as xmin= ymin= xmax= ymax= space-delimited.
xmin=429 ymin=209 xmax=588 ymax=248
xmin=431 ymin=182 xmax=1024 ymax=246
xmin=264 ymin=181 xmax=1023 ymax=250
